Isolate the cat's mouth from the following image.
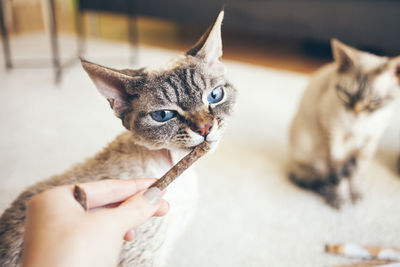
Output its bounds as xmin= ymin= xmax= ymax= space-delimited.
xmin=188 ymin=139 xmax=217 ymax=151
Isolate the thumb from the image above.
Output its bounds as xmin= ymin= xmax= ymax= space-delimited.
xmin=113 ymin=187 xmax=163 ymax=230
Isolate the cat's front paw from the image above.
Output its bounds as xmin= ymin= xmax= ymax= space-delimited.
xmin=325 ymin=194 xmax=343 ymax=210
xmin=317 ymin=185 xmax=342 ymax=210
xmin=350 ymin=190 xmax=362 ymax=204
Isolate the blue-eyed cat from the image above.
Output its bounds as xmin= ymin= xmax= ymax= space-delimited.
xmin=0 ymin=11 xmax=237 ymax=266
xmin=289 ymin=39 xmax=400 ymax=209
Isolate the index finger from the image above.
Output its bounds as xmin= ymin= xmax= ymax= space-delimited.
xmin=74 ymin=179 xmax=156 ymax=210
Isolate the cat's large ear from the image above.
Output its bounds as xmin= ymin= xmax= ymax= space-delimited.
xmin=390 ymin=56 xmax=400 ymax=84
xmin=331 ymin=39 xmax=358 ymax=73
xmin=81 ymin=59 xmax=138 ymax=118
xmin=186 ymin=11 xmax=224 ymax=73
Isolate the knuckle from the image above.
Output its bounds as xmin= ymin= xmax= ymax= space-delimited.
xmin=27 ymin=194 xmax=45 ymax=209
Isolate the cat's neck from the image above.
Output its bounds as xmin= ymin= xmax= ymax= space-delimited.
xmin=165 ymin=149 xmax=191 ymax=165
xmin=154 ymin=148 xmax=188 ymax=166
xmin=107 ymin=131 xmax=189 ymax=165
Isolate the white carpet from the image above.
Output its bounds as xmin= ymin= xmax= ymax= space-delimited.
xmin=1 ymin=34 xmax=400 ymax=267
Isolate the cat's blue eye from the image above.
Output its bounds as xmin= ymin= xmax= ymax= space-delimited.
xmin=151 ymin=110 xmax=176 ymax=122
xmin=207 ymin=87 xmax=224 ymax=104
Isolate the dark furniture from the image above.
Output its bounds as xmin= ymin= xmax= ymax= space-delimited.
xmin=134 ymin=0 xmax=400 ymax=55
xmin=0 ymin=0 xmax=11 ymax=70
xmin=2 ymin=0 xmax=399 ymax=82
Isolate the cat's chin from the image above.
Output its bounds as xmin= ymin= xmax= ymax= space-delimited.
xmin=187 ymin=139 xmax=220 ymax=153
xmin=205 ymin=140 xmax=220 ymax=154
xmin=132 ymin=136 xmax=220 ymax=154
xmin=162 ymin=140 xmax=219 ymax=154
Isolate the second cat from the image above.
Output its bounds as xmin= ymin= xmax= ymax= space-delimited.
xmin=289 ymin=39 xmax=400 ymax=208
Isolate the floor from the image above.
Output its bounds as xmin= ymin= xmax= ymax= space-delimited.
xmin=1 ymin=34 xmax=400 ymax=267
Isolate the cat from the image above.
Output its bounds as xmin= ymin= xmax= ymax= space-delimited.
xmin=289 ymin=39 xmax=400 ymax=209
xmin=0 ymin=10 xmax=237 ymax=266
xmin=398 ymin=155 xmax=400 ymax=175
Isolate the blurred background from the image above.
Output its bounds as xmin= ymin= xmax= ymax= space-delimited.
xmin=1 ymin=0 xmax=399 ymax=80
xmin=1 ymin=1 xmax=400 ymax=267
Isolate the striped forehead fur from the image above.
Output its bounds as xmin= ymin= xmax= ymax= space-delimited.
xmin=142 ymin=57 xmax=227 ymax=109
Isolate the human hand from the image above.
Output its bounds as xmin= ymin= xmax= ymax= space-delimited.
xmin=22 ymin=179 xmax=169 ymax=267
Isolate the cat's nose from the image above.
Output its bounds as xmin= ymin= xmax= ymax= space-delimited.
xmin=195 ymin=123 xmax=213 ymax=137
xmin=353 ymin=102 xmax=363 ymax=115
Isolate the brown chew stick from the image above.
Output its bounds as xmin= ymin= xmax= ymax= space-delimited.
xmin=150 ymin=141 xmax=211 ymax=191
xmin=73 ymin=184 xmax=88 ymax=211
xmin=73 ymin=142 xmax=211 ymax=210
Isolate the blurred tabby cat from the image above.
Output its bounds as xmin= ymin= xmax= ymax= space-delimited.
xmin=289 ymin=39 xmax=400 ymax=208
xmin=398 ymin=155 xmax=400 ymax=175
xmin=0 ymin=11 xmax=237 ymax=266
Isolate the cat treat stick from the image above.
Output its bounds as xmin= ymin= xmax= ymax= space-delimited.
xmin=149 ymin=141 xmax=211 ymax=191
xmin=73 ymin=185 xmax=88 ymax=210
xmin=325 ymin=243 xmax=400 ymax=261
xmin=73 ymin=142 xmax=211 ymax=210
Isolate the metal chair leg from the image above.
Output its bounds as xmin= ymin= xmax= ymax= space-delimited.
xmin=128 ymin=15 xmax=139 ymax=65
xmin=48 ymin=0 xmax=61 ymax=83
xmin=0 ymin=0 xmax=12 ymax=70
xmin=74 ymin=3 xmax=85 ymax=58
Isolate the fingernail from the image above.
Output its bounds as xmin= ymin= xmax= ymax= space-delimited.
xmin=143 ymin=187 xmax=162 ymax=205
xmin=124 ymin=229 xmax=136 ymax=242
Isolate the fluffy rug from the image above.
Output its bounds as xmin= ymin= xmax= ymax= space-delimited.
xmin=1 ymin=34 xmax=399 ymax=267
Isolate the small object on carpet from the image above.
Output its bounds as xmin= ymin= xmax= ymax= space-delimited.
xmin=333 ymin=260 xmax=396 ymax=267
xmin=326 ymin=243 xmax=400 ymax=261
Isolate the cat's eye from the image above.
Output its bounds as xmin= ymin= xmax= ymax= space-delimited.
xmin=151 ymin=110 xmax=176 ymax=122
xmin=371 ymin=97 xmax=382 ymax=103
xmin=367 ymin=97 xmax=383 ymax=111
xmin=207 ymin=87 xmax=224 ymax=104
xmin=336 ymin=85 xmax=351 ymax=104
